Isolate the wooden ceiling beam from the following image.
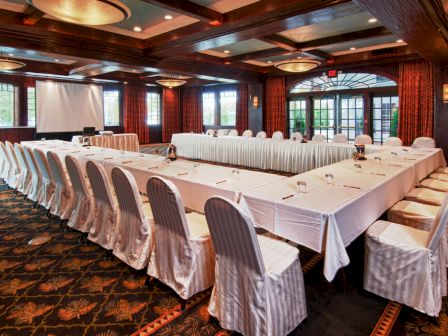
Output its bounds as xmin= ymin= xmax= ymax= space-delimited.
xmin=21 ymin=4 xmax=45 ymax=26
xmin=141 ymin=0 xmax=224 ymax=26
xmin=8 ymin=59 xmax=73 ymax=76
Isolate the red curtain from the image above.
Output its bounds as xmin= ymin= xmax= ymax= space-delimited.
xmin=162 ymin=87 xmax=180 ymax=143
xmin=398 ymin=60 xmax=434 ymax=145
xmin=123 ymin=84 xmax=150 ymax=144
xmin=264 ymin=76 xmax=286 ymax=137
xmin=236 ymin=84 xmax=249 ymax=135
xmin=182 ymin=87 xmax=203 ymax=133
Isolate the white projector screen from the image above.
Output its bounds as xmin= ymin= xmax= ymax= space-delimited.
xmin=36 ymin=81 xmax=104 ymax=133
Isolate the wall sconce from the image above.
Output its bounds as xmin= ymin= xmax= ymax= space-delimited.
xmin=444 ymin=84 xmax=448 ymax=103
xmin=253 ymin=96 xmax=259 ymax=108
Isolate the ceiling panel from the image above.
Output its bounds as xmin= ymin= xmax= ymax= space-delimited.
xmin=0 ymin=46 xmax=77 ymax=64
xmin=320 ymin=35 xmax=405 ymax=54
xmin=200 ymin=39 xmax=275 ymax=58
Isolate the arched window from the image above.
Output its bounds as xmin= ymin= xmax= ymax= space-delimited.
xmin=288 ymin=73 xmax=398 ymax=144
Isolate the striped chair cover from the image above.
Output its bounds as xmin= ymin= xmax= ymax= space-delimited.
xmin=419 ymin=178 xmax=448 ymax=192
xmin=47 ymin=151 xmax=74 ymax=220
xmin=14 ymin=144 xmax=32 ymax=196
xmin=290 ymin=132 xmax=303 ymax=141
xmin=364 ymin=197 xmax=448 ymax=316
xmin=312 ymin=134 xmax=326 ymax=142
xmin=406 ymin=187 xmax=446 ymax=206
xmin=332 ymin=133 xmax=348 ymax=143
xmin=272 ymin=131 xmax=284 ymax=140
xmin=204 ymin=196 xmax=307 ymax=335
xmin=429 ymin=172 xmax=448 ymax=182
xmin=413 ymin=137 xmax=436 ymax=148
xmin=436 ymin=167 xmax=448 ymax=174
xmin=23 ymin=147 xmax=41 ymax=203
xmin=383 ymin=136 xmax=403 ymax=146
xmin=5 ymin=141 xmax=23 ymax=190
xmin=228 ymin=129 xmax=238 ymax=136
xmin=34 ymin=148 xmax=55 ymax=210
xmin=65 ymin=155 xmax=95 ymax=233
xmin=0 ymin=141 xmax=14 ymax=186
xmin=387 ymin=200 xmax=440 ymax=231
xmin=242 ymin=129 xmax=253 ymax=137
xmin=146 ymin=176 xmax=215 ymax=300
xmin=354 ymin=134 xmax=373 ymax=145
xmin=86 ymin=160 xmax=119 ymax=251
xmin=111 ymin=167 xmax=154 ymax=270
xmin=256 ymin=131 xmax=267 ymax=139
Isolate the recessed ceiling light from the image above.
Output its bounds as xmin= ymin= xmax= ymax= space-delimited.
xmin=123 ymin=81 xmax=128 ymax=84
xmin=396 ymin=39 xmax=404 ymax=43
xmin=224 ymin=50 xmax=230 ymax=54
xmin=267 ymin=61 xmax=272 ymax=64
xmin=8 ymin=53 xmax=14 ymax=57
xmin=132 ymin=69 xmax=137 ymax=72
xmin=368 ymin=18 xmax=377 ymax=23
xmin=133 ymin=26 xmax=142 ymax=32
xmin=164 ymin=14 xmax=173 ymax=20
xmin=54 ymin=59 xmax=60 ymax=62
xmin=350 ymin=47 xmax=356 ymax=51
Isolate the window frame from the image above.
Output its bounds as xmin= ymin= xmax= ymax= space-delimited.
xmin=202 ymin=85 xmax=237 ymax=127
xmin=0 ymin=82 xmax=19 ymax=127
xmin=103 ymin=89 xmax=121 ymax=127
xmin=146 ymin=89 xmax=162 ymax=126
xmin=371 ymin=92 xmax=399 ymax=144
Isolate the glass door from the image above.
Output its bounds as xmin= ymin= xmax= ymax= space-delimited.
xmin=339 ymin=95 xmax=364 ymax=141
xmin=312 ymin=96 xmax=336 ymax=140
xmin=288 ymin=98 xmax=307 ymax=136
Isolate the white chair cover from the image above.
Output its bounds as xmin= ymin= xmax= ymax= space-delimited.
xmin=206 ymin=129 xmax=215 ymax=136
xmin=0 ymin=141 xmax=10 ymax=182
xmin=14 ymin=144 xmax=32 ymax=195
xmin=23 ymin=147 xmax=41 ymax=203
xmin=419 ymin=178 xmax=448 ymax=192
xmin=86 ymin=160 xmax=119 ymax=251
xmin=387 ymin=200 xmax=440 ymax=231
xmin=413 ymin=137 xmax=436 ymax=148
xmin=47 ymin=151 xmax=74 ymax=220
xmin=290 ymin=132 xmax=303 ymax=141
xmin=146 ymin=176 xmax=215 ymax=299
xmin=256 ymin=131 xmax=267 ymax=139
xmin=5 ymin=141 xmax=23 ymax=190
xmin=429 ymin=173 xmax=448 ymax=182
xmin=436 ymin=167 xmax=448 ymax=174
xmin=204 ymin=196 xmax=307 ymax=335
xmin=111 ymin=166 xmax=154 ymax=270
xmin=406 ymin=188 xmax=446 ymax=206
xmin=312 ymin=134 xmax=326 ymax=142
xmin=65 ymin=155 xmax=95 ymax=233
xmin=242 ymin=130 xmax=253 ymax=138
xmin=383 ymin=137 xmax=403 ymax=146
xmin=332 ymin=133 xmax=348 ymax=143
xmin=34 ymin=148 xmax=55 ymax=209
xmin=354 ymin=134 xmax=373 ymax=145
xmin=217 ymin=129 xmax=229 ymax=136
xmin=272 ymin=131 xmax=284 ymax=140
xmin=228 ymin=129 xmax=238 ymax=136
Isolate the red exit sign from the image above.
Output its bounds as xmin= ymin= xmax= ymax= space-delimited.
xmin=327 ymin=70 xmax=338 ymax=78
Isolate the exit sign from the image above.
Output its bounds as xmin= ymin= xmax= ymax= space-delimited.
xmin=327 ymin=70 xmax=338 ymax=78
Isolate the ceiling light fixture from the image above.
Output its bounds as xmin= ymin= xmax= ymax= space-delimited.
xmin=224 ymin=50 xmax=230 ymax=54
xmin=156 ymin=78 xmax=187 ymax=89
xmin=368 ymin=18 xmax=378 ymax=23
xmin=275 ymin=51 xmax=320 ymax=73
xmin=164 ymin=14 xmax=173 ymax=20
xmin=26 ymin=0 xmax=131 ymax=26
xmin=133 ymin=26 xmax=142 ymax=32
xmin=396 ymin=39 xmax=404 ymax=43
xmin=0 ymin=53 xmax=26 ymax=70
xmin=54 ymin=59 xmax=60 ymax=62
xmin=350 ymin=47 xmax=356 ymax=50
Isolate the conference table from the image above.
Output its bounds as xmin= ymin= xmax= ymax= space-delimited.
xmin=171 ymin=133 xmax=385 ymax=174
xmin=71 ymin=133 xmax=139 ymax=152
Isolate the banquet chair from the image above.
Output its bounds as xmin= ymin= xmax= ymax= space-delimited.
xmin=217 ymin=129 xmax=229 ymax=136
xmin=5 ymin=141 xmax=23 ymax=192
xmin=0 ymin=141 xmax=13 ymax=187
xmin=23 ymin=146 xmax=42 ymax=205
xmin=354 ymin=134 xmax=373 ymax=145
xmin=383 ymin=137 xmax=403 ymax=146
xmin=242 ymin=129 xmax=253 ymax=137
xmin=65 ymin=155 xmax=96 ymax=241
xmin=206 ymin=129 xmax=214 ymax=136
xmin=419 ymin=178 xmax=448 ymax=192
xmin=228 ymin=129 xmax=238 ymax=136
xmin=413 ymin=137 xmax=436 ymax=148
xmin=312 ymin=134 xmax=326 ymax=142
xmin=47 ymin=151 xmax=74 ymax=222
xmin=290 ymin=132 xmax=303 ymax=141
xmin=111 ymin=166 xmax=154 ymax=270
xmin=272 ymin=131 xmax=284 ymax=140
xmin=406 ymin=187 xmax=446 ymax=206
xmin=204 ymin=196 xmax=307 ymax=335
xmin=256 ymin=131 xmax=267 ymax=139
xmin=34 ymin=148 xmax=55 ymax=211
xmin=14 ymin=143 xmax=32 ymax=197
xmin=146 ymin=176 xmax=215 ymax=301
xmin=428 ymin=172 xmax=448 ymax=182
xmin=332 ymin=133 xmax=348 ymax=143
xmin=364 ymin=198 xmax=448 ymax=316
xmin=387 ymin=199 xmax=441 ymax=231
xmin=436 ymin=167 xmax=448 ymax=174
xmin=86 ymin=160 xmax=119 ymax=251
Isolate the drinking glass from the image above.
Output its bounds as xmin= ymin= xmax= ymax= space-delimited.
xmin=325 ymin=173 xmax=334 ymax=185
xmin=354 ymin=163 xmax=362 ymax=173
xmin=374 ymin=156 xmax=382 ymax=164
xmin=297 ymin=180 xmax=307 ymax=193
xmin=232 ymin=169 xmax=240 ymax=180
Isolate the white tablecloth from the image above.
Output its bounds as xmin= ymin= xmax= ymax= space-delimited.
xmin=71 ymin=133 xmax=139 ymax=152
xmin=171 ymin=133 xmax=385 ymax=174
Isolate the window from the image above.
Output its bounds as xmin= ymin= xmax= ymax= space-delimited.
xmin=202 ymin=92 xmax=215 ymax=125
xmin=0 ymin=83 xmax=17 ymax=127
xmin=220 ymin=91 xmax=236 ymax=126
xmin=372 ymin=95 xmax=399 ymax=144
xmin=202 ymin=87 xmax=237 ymax=126
xmin=339 ymin=95 xmax=364 ymax=141
xmin=288 ymin=98 xmax=306 ymax=135
xmin=313 ymin=97 xmax=335 ymax=140
xmin=103 ymin=90 xmax=120 ymax=126
xmin=147 ymin=92 xmax=161 ymax=125
xmin=27 ymin=87 xmax=36 ymax=127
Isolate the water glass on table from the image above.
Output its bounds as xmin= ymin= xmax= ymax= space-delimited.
xmin=354 ymin=163 xmax=362 ymax=173
xmin=325 ymin=173 xmax=335 ymax=185
xmin=297 ymin=180 xmax=307 ymax=194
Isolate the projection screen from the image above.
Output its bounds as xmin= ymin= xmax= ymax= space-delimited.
xmin=36 ymin=81 xmax=104 ymax=133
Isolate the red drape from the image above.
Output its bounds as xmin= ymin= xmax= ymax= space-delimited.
xmin=124 ymin=84 xmax=150 ymax=144
xmin=162 ymin=87 xmax=180 ymax=143
xmin=182 ymin=87 xmax=203 ymax=133
xmin=398 ymin=60 xmax=434 ymax=145
xmin=264 ymin=76 xmax=286 ymax=137
xmin=236 ymin=84 xmax=249 ymax=135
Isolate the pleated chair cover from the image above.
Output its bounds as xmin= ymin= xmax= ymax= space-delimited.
xmin=111 ymin=167 xmax=154 ymax=270
xmin=5 ymin=141 xmax=23 ymax=190
xmin=383 ymin=137 xmax=403 ymax=146
xmin=86 ymin=160 xmax=118 ymax=251
xmin=204 ymin=196 xmax=307 ymax=336
xmin=228 ymin=129 xmax=238 ymax=136
xmin=242 ymin=130 xmax=253 ymax=137
xmin=419 ymin=178 xmax=448 ymax=192
xmin=406 ymin=188 xmax=446 ymax=206
xmin=23 ymin=147 xmax=41 ymax=202
xmin=364 ymin=198 xmax=448 ymax=316
xmin=312 ymin=134 xmax=326 ymax=142
xmin=0 ymin=141 xmax=12 ymax=184
xmin=14 ymin=144 xmax=32 ymax=195
xmin=413 ymin=137 xmax=436 ymax=148
xmin=354 ymin=134 xmax=373 ymax=145
xmin=387 ymin=200 xmax=440 ymax=231
xmin=290 ymin=132 xmax=303 ymax=140
xmin=146 ymin=176 xmax=215 ymax=300
xmin=429 ymin=172 xmax=448 ymax=182
xmin=332 ymin=133 xmax=348 ymax=143
xmin=65 ymin=155 xmax=95 ymax=233
xmin=206 ymin=129 xmax=214 ymax=136
xmin=47 ymin=151 xmax=74 ymax=219
xmin=272 ymin=131 xmax=284 ymax=140
xmin=217 ymin=129 xmax=229 ymax=136
xmin=256 ymin=131 xmax=267 ymax=139
xmin=34 ymin=148 xmax=55 ymax=209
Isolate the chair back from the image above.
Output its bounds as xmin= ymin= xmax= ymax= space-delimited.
xmin=47 ymin=151 xmax=69 ymax=187
xmin=111 ymin=166 xmax=146 ymax=219
xmin=427 ymin=193 xmax=448 ymax=252
xmin=228 ymin=129 xmax=238 ymax=136
xmin=205 ymin=196 xmax=265 ymax=275
xmin=5 ymin=141 xmax=20 ymax=171
xmin=206 ymin=129 xmax=214 ymax=136
xmin=147 ymin=176 xmax=190 ymax=239
xmin=34 ymin=148 xmax=53 ymax=181
xmin=24 ymin=146 xmax=40 ymax=178
xmin=256 ymin=131 xmax=267 ymax=139
xmin=86 ymin=160 xmax=114 ymax=207
xmin=312 ymin=134 xmax=326 ymax=142
xmin=65 ymin=155 xmax=89 ymax=196
xmin=413 ymin=137 xmax=435 ymax=148
xmin=217 ymin=129 xmax=229 ymax=136
xmin=332 ymin=133 xmax=348 ymax=143
xmin=355 ymin=134 xmax=373 ymax=145
xmin=290 ymin=132 xmax=303 ymax=140
xmin=0 ymin=141 xmax=10 ymax=163
xmin=272 ymin=131 xmax=284 ymax=140
xmin=242 ymin=130 xmax=253 ymax=137
xmin=14 ymin=143 xmax=30 ymax=172
xmin=383 ymin=137 xmax=403 ymax=146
